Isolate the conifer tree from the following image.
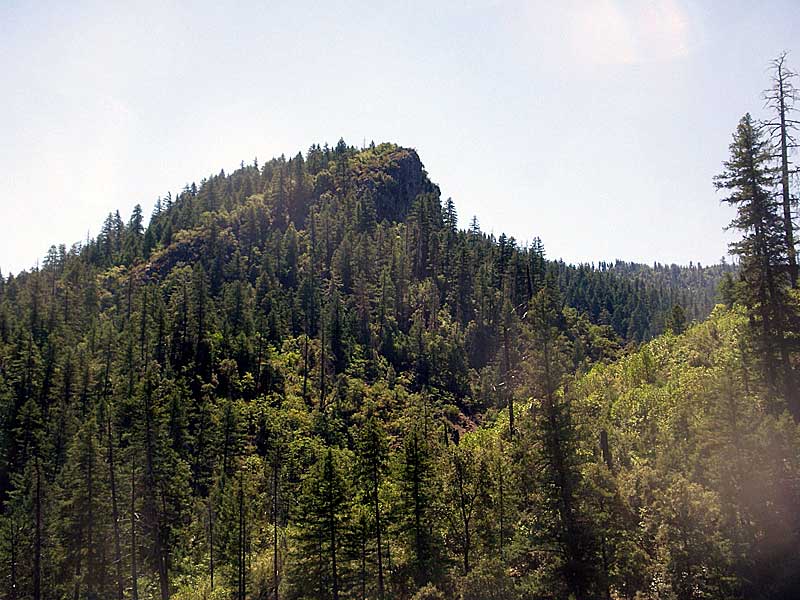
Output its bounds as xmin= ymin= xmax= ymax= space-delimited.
xmin=714 ymin=113 xmax=797 ymax=415
xmin=293 ymin=446 xmax=350 ymax=600
xmin=513 ymin=281 xmax=597 ymax=600
xmin=354 ymin=417 xmax=388 ymax=599
xmin=398 ymin=428 xmax=438 ymax=588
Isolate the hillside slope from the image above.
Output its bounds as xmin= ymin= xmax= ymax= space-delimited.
xmin=568 ymin=305 xmax=800 ymax=598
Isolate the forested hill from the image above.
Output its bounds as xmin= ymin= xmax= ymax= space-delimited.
xmin=20 ymin=141 xmax=730 ymax=349
xmin=0 ymin=140 xmax=755 ymax=600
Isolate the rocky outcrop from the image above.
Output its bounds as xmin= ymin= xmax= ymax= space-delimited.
xmin=350 ymin=145 xmax=438 ymax=223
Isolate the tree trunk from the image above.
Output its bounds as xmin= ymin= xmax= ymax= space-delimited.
xmin=131 ymin=461 xmax=139 ymax=600
xmin=239 ymin=476 xmax=245 ymax=600
xmin=302 ymin=332 xmax=309 ymax=404
xmin=374 ymin=471 xmax=385 ymax=600
xmin=142 ymin=381 xmax=169 ymax=600
xmin=329 ymin=497 xmax=339 ymax=600
xmin=777 ymin=59 xmax=798 ymax=287
xmin=33 ymin=458 xmax=42 ymax=600
xmin=600 ymin=429 xmax=613 ymax=471
xmin=498 ymin=446 xmax=505 ymax=560
xmin=86 ymin=441 xmax=95 ymax=597
xmin=9 ymin=515 xmax=18 ymax=600
xmin=360 ymin=531 xmax=366 ymax=600
xmin=320 ymin=320 xmax=326 ymax=409
xmin=273 ymin=458 xmax=279 ymax=600
xmin=139 ymin=288 xmax=148 ymax=364
xmin=503 ymin=321 xmax=514 ymax=439
xmin=73 ymin=516 xmax=82 ymax=600
xmin=209 ymin=497 xmax=215 ymax=590
xmin=255 ymin=325 xmax=264 ymax=394
xmin=456 ymin=462 xmax=472 ymax=575
xmin=103 ymin=349 xmax=125 ymax=600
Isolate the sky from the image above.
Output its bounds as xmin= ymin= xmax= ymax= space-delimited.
xmin=1 ymin=0 xmax=798 ymax=275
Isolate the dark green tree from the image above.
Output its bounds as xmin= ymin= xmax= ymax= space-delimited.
xmin=714 ymin=113 xmax=797 ymax=415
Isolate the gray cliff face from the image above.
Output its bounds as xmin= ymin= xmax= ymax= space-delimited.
xmin=350 ymin=145 xmax=439 ymax=223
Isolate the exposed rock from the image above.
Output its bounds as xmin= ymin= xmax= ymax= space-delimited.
xmin=350 ymin=144 xmax=438 ymax=223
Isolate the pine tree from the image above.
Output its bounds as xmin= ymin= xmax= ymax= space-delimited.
xmin=513 ymin=281 xmax=597 ymax=599
xmin=292 ymin=446 xmax=350 ymax=600
xmin=54 ymin=415 xmax=108 ymax=599
xmin=123 ymin=204 xmax=145 ymax=264
xmin=354 ymin=417 xmax=388 ymax=599
xmin=714 ymin=113 xmax=797 ymax=415
xmin=398 ymin=428 xmax=438 ymax=587
xmin=666 ymin=304 xmax=687 ymax=334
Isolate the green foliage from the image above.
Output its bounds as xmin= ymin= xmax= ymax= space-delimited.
xmin=575 ymin=306 xmax=800 ymax=598
xmin=2 ymin=139 xmax=794 ymax=600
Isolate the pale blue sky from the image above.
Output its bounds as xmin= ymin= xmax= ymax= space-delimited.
xmin=2 ymin=1 xmax=798 ymax=275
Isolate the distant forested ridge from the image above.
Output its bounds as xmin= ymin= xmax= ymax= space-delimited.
xmin=1 ymin=137 xmax=796 ymax=600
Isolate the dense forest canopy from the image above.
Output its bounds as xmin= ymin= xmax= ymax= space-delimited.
xmin=1 ymin=54 xmax=799 ymax=600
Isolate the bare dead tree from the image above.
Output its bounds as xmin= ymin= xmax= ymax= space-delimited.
xmin=763 ymin=51 xmax=800 ymax=286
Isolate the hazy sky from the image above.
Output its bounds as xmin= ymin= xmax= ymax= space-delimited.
xmin=2 ymin=1 xmax=798 ymax=275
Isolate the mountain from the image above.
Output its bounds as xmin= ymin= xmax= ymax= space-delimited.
xmin=60 ymin=141 xmax=730 ymax=343
xmin=3 ymin=141 xmax=792 ymax=600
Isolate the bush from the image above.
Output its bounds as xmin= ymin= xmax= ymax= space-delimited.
xmin=457 ymin=559 xmax=520 ymax=600
xmin=411 ymin=583 xmax=448 ymax=600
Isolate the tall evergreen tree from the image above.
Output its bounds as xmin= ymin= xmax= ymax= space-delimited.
xmin=354 ymin=417 xmax=388 ymax=599
xmin=714 ymin=113 xmax=797 ymax=415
